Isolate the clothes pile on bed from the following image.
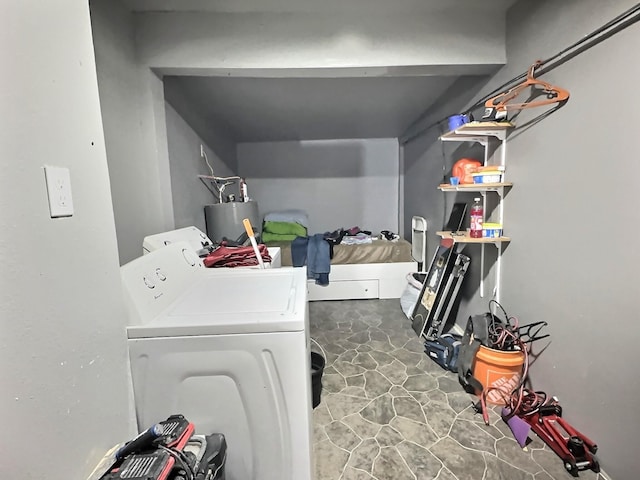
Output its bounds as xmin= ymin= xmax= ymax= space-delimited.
xmin=323 ymin=226 xmax=399 ymax=245
xmin=262 ymin=210 xmax=412 ymax=283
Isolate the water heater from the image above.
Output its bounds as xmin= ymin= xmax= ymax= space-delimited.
xmin=204 ymin=201 xmax=260 ymax=243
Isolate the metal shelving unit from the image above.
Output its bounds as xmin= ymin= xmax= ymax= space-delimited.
xmin=438 ymin=121 xmax=514 ymax=301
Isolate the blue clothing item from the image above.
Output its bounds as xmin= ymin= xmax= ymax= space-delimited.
xmin=307 ymin=233 xmax=330 ymax=286
xmin=291 ymin=236 xmax=308 ymax=267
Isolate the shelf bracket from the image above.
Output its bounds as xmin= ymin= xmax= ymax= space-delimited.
xmin=480 ymin=244 xmax=485 ymax=297
xmin=495 ymin=243 xmax=503 ymax=303
xmin=454 ymin=243 xmax=467 ymax=254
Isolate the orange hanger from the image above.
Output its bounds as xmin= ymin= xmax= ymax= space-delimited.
xmin=483 ymin=61 xmax=570 ymax=121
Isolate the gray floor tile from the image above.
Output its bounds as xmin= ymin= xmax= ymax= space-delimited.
xmin=361 ymin=394 xmax=395 ymax=425
xmin=448 ymin=418 xmax=497 ymax=455
xmin=373 ymin=446 xmax=415 ymax=480
xmin=310 ymin=299 xmax=604 ymax=480
xmin=397 ymin=440 xmax=443 ymax=480
xmin=347 ymin=438 xmax=379 ymax=473
xmin=430 ymin=437 xmax=487 ymax=480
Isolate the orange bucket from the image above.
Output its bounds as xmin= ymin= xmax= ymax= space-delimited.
xmin=473 ymin=346 xmax=525 ymax=405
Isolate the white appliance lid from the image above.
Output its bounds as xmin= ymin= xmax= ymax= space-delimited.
xmin=126 ymin=269 xmax=307 ymax=338
xmin=176 ymin=274 xmax=293 ymax=314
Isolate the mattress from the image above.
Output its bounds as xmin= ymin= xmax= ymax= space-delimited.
xmin=267 ymin=238 xmax=413 ymax=267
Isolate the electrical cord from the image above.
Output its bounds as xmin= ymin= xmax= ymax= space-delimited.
xmin=207 ymin=451 xmax=227 ymax=480
xmin=200 ymin=149 xmax=223 ymax=202
xmin=310 ymin=337 xmax=327 ymax=361
xmin=158 ymin=445 xmax=196 ymax=480
xmin=475 ymin=300 xmax=555 ymax=424
xmin=476 ymin=300 xmax=529 ymax=423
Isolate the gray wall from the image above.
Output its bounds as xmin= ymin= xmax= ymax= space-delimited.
xmin=1 ymin=1 xmax=134 ymax=479
xmin=402 ymin=76 xmax=492 ymax=321
xmin=135 ymin=9 xmax=506 ymax=73
xmin=403 ymin=1 xmax=640 ymax=477
xmin=165 ymin=103 xmax=236 ymax=232
xmin=91 ymin=0 xmax=174 ymax=264
xmin=164 ymin=77 xmax=238 ymax=172
xmin=238 ymin=139 xmax=400 ymax=235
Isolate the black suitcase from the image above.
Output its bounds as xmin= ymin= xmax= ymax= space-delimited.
xmin=411 ymin=241 xmax=470 ymax=340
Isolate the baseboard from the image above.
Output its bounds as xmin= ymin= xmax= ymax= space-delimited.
xmin=450 ymin=324 xmax=465 ymax=336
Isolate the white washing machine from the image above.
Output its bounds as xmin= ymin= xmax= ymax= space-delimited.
xmin=120 ymin=242 xmax=312 ymax=480
xmin=142 ymin=226 xmax=282 ymax=268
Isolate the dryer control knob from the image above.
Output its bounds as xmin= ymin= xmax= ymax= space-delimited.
xmin=182 ymin=248 xmax=198 ymax=267
xmin=143 ymin=276 xmax=155 ymax=289
xmin=155 ymin=268 xmax=167 ymax=281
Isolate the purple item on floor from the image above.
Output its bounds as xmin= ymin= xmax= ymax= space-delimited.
xmin=502 ymin=407 xmax=531 ymax=448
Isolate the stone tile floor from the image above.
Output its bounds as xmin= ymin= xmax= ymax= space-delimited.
xmin=309 ymin=299 xmax=604 ymax=480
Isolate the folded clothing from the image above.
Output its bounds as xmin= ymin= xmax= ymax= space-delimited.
xmin=262 ymin=232 xmax=301 ymax=243
xmin=345 ymin=226 xmax=372 ymax=236
xmin=203 ymin=242 xmax=271 ymax=268
xmin=264 ymin=210 xmax=310 ymax=229
xmin=263 ymin=220 xmax=307 ymax=237
xmin=341 ymin=233 xmax=373 ymax=245
xmin=380 ymin=230 xmax=400 ymax=242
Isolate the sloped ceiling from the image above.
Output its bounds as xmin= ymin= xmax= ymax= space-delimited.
xmin=164 ymin=75 xmax=484 ymax=142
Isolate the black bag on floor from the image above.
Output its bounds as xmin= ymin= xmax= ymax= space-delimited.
xmin=457 ymin=313 xmax=493 ymax=394
xmin=424 ymin=333 xmax=462 ymax=372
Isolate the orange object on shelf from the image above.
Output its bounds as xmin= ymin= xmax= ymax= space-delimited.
xmin=453 ymin=158 xmax=482 ymax=184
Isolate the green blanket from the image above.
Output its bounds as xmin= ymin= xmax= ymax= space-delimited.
xmin=262 ymin=232 xmax=301 ymax=243
xmin=263 ymin=220 xmax=307 ymax=237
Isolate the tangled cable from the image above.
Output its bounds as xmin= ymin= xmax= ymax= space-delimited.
xmin=476 ymin=301 xmax=551 ymax=424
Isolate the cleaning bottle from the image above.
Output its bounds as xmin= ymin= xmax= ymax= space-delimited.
xmin=470 ymin=197 xmax=484 ymax=238
xmin=239 ymin=178 xmax=249 ymax=202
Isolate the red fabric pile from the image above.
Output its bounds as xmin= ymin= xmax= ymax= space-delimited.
xmin=203 ymin=243 xmax=271 ymax=268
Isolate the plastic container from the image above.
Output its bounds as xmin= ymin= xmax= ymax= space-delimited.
xmin=472 ymin=171 xmax=503 ymax=184
xmin=310 ymin=352 xmax=325 ymax=409
xmin=483 ymin=223 xmax=503 ymax=238
xmin=473 ymin=346 xmax=525 ymax=405
xmin=448 ymin=114 xmax=470 ymax=131
xmin=470 ymin=198 xmax=483 ymax=238
xmin=449 ymin=176 xmax=460 ymax=186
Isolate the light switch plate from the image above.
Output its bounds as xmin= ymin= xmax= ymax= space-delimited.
xmin=44 ymin=165 xmax=74 ymax=217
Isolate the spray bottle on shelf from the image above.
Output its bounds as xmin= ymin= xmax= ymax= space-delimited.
xmin=470 ymin=197 xmax=484 ymax=238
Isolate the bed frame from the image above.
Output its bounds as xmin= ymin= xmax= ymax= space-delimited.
xmin=307 ymin=260 xmax=418 ymax=301
xmin=307 ymin=218 xmax=425 ymax=301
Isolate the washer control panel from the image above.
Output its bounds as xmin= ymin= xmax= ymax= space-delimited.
xmin=142 ymin=226 xmax=213 ymax=256
xmin=121 ymin=241 xmax=204 ymax=326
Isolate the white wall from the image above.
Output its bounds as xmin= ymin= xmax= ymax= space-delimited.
xmin=1 ymin=1 xmax=134 ymax=479
xmin=238 ymin=139 xmax=399 ymax=235
xmin=91 ymin=0 xmax=174 ymax=264
xmin=165 ymin=103 xmax=236 ymax=232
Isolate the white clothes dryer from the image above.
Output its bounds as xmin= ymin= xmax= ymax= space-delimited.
xmin=121 ymin=243 xmax=311 ymax=480
xmin=142 ymin=226 xmax=282 ymax=268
